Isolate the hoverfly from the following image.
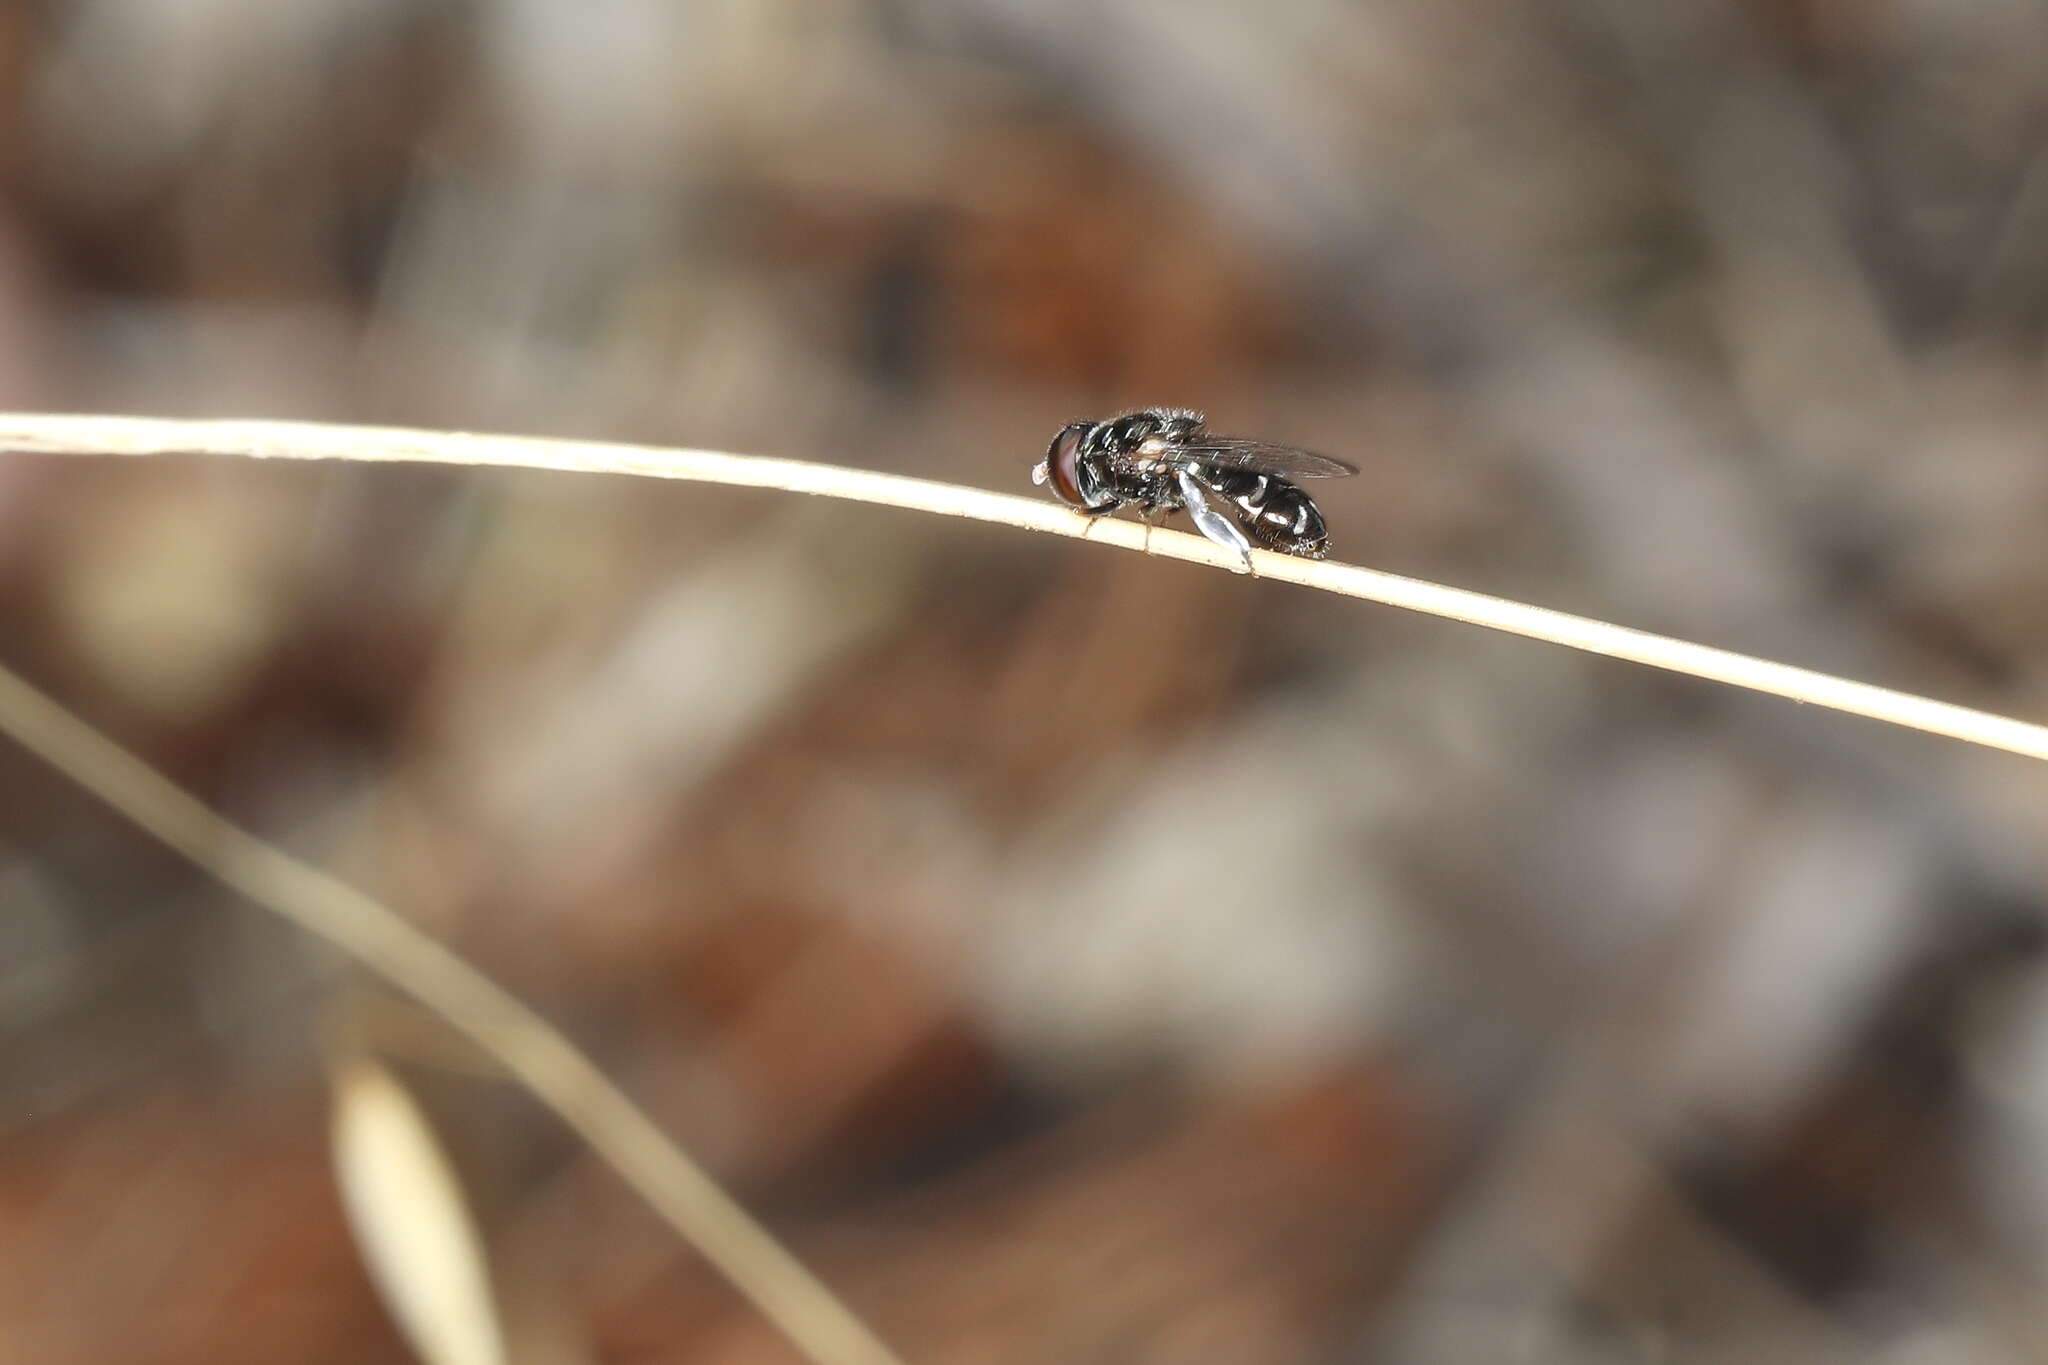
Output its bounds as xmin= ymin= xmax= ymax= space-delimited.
xmin=1031 ymin=408 xmax=1355 ymax=571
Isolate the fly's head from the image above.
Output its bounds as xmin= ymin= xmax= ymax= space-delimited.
xmin=1032 ymin=421 xmax=1114 ymax=510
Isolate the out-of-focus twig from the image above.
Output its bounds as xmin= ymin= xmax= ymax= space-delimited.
xmin=0 ymin=661 xmax=909 ymax=1365
xmin=4 ymin=412 xmax=2046 ymax=762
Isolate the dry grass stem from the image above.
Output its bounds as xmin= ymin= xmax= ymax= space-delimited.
xmin=2 ymin=412 xmax=2041 ymax=1364
xmin=0 ymin=661 xmax=908 ymax=1365
xmin=4 ymin=412 xmax=2046 ymax=762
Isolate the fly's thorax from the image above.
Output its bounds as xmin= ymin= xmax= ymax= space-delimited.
xmin=1111 ymin=411 xmax=1205 ymax=477
xmin=1095 ymin=408 xmax=1203 ymax=454
xmin=1129 ymin=435 xmax=1179 ymax=473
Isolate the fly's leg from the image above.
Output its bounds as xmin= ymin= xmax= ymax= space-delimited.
xmin=1038 ymin=460 xmax=1113 ymax=544
xmin=1174 ymin=468 xmax=1254 ymax=573
xmin=1137 ymin=502 xmax=1170 ymax=556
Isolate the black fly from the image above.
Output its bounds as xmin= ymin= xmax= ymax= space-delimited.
xmin=1031 ymin=408 xmax=1355 ymax=571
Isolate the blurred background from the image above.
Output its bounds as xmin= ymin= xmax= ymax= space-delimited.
xmin=7 ymin=1 xmax=2048 ymax=1361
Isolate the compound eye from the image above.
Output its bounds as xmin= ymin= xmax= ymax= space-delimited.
xmin=1044 ymin=423 xmax=1094 ymax=508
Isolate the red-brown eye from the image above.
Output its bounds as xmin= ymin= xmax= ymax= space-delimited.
xmin=1044 ymin=423 xmax=1091 ymax=507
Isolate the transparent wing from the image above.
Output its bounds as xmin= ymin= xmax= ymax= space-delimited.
xmin=1171 ymin=436 xmax=1357 ymax=479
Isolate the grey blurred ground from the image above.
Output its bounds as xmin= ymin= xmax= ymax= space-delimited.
xmin=6 ymin=2 xmax=2048 ymax=1361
